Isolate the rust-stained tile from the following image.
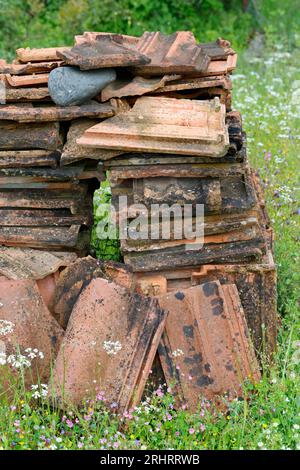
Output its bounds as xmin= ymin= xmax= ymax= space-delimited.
xmin=109 ymin=161 xmax=247 ymax=184
xmin=0 ymin=246 xmax=77 ymax=280
xmin=125 ymin=210 xmax=261 ymax=248
xmin=4 ymin=73 xmax=49 ymax=87
xmin=4 ymin=86 xmax=51 ymax=102
xmin=0 ymin=166 xmax=86 ymax=184
xmin=152 ymin=75 xmax=231 ymax=95
xmin=226 ymin=53 xmax=237 ymax=72
xmin=0 ymin=150 xmax=58 ymax=169
xmin=198 ymin=54 xmax=237 ymax=77
xmin=135 ymin=275 xmax=167 ymax=296
xmin=140 ymin=249 xmax=277 ymax=355
xmin=61 ymin=119 xmax=123 ymax=166
xmin=132 ymin=31 xmax=210 ymax=76
xmin=77 ymin=96 xmax=229 ymax=157
xmin=99 ymin=259 xmax=135 ymax=290
xmin=0 ymin=277 xmax=64 ymax=385
xmin=75 ymin=32 xmax=139 ymax=46
xmin=52 ymin=256 xmax=135 ymax=329
xmin=0 ymin=225 xmax=82 ymax=250
xmin=101 ymin=74 xmax=181 ymax=102
xmin=16 ymin=47 xmax=70 ymax=63
xmin=0 ymin=101 xmax=114 ymax=122
xmin=101 ymin=110 xmax=244 ymax=167
xmin=58 ymin=35 xmax=151 ymax=70
xmin=121 ymin=223 xmax=261 ymax=254
xmin=124 ymin=240 xmax=264 ymax=272
xmin=0 ymin=121 xmax=62 ymax=151
xmin=0 ymin=60 xmax=62 ymax=75
xmin=111 ymin=172 xmax=256 ymax=216
xmin=190 ymin=251 xmax=277 ymax=356
xmin=50 ymin=277 xmax=167 ymax=410
xmin=0 ymin=207 xmax=91 ymax=228
xmin=157 ymin=281 xmax=260 ymax=409
xmin=200 ymin=38 xmax=235 ymax=59
xmin=52 ymin=256 xmax=106 ymax=329
xmin=0 ymin=185 xmax=89 ymax=212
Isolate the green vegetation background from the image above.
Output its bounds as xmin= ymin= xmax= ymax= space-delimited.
xmin=0 ymin=0 xmax=299 ymax=59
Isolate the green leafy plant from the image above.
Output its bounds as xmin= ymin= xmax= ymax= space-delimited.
xmin=91 ymin=180 xmax=121 ymax=261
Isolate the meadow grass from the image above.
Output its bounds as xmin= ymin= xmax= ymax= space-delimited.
xmin=0 ymin=46 xmax=299 ymax=451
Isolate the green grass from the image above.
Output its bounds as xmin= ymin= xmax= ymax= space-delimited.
xmin=0 ymin=46 xmax=299 ymax=451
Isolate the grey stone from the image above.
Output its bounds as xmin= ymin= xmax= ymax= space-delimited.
xmin=48 ymin=66 xmax=116 ymax=106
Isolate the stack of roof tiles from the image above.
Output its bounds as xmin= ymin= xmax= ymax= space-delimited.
xmin=0 ymin=45 xmax=116 ymax=252
xmin=61 ymin=32 xmax=276 ymax=353
xmin=0 ymin=32 xmax=277 ymax=410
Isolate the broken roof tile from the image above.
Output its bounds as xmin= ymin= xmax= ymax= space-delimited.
xmin=200 ymin=38 xmax=235 ymax=59
xmin=51 ymin=256 xmax=106 ymax=329
xmin=0 ymin=246 xmax=77 ymax=280
xmin=0 ymin=277 xmax=64 ymax=384
xmin=51 ymin=277 xmax=167 ymax=410
xmin=132 ymin=31 xmax=210 ymax=76
xmin=52 ymin=256 xmax=135 ymax=329
xmin=58 ymin=35 xmax=151 ymax=70
xmin=36 ymin=272 xmax=60 ymax=311
xmin=190 ymin=252 xmax=278 ymax=356
xmin=199 ymin=54 xmax=237 ymax=77
xmin=75 ymin=32 xmax=139 ymax=46
xmin=152 ymin=75 xmax=231 ymax=95
xmin=4 ymin=73 xmax=49 ymax=87
xmin=61 ymin=119 xmax=123 ymax=166
xmin=0 ymin=60 xmax=62 ymax=75
xmin=158 ymin=281 xmax=260 ymax=409
xmin=77 ymin=96 xmax=229 ymax=157
xmin=100 ymin=74 xmax=180 ymax=102
xmin=16 ymin=46 xmax=70 ymax=63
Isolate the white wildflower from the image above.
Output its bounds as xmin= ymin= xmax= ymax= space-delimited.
xmin=293 ymin=424 xmax=300 ymax=430
xmin=0 ymin=319 xmax=15 ymax=336
xmin=7 ymin=353 xmax=31 ymax=369
xmin=30 ymin=383 xmax=48 ymax=399
xmin=0 ymin=352 xmax=6 ymax=365
xmin=25 ymin=348 xmax=44 ymax=360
